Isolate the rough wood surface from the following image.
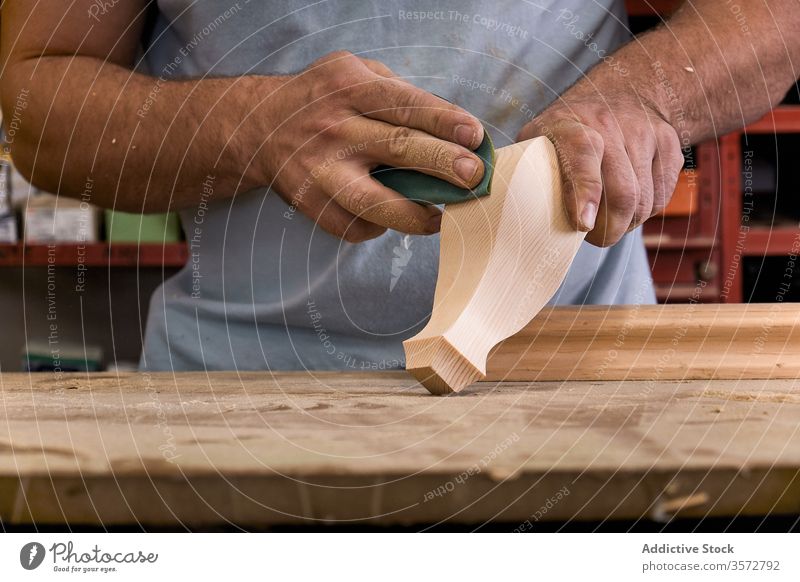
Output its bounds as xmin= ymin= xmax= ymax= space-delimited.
xmin=487 ymin=303 xmax=800 ymax=382
xmin=1 ymin=371 xmax=799 ymax=528
xmin=404 ymin=137 xmax=585 ymax=395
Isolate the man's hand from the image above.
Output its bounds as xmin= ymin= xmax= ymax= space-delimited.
xmin=2 ymin=3 xmax=485 ymax=236
xmin=520 ymin=0 xmax=800 ymax=249
xmin=518 ymin=89 xmax=683 ymax=247
xmin=258 ymin=51 xmax=486 ymax=243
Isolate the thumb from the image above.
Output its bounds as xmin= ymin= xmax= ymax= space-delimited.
xmin=549 ymin=124 xmax=604 ymax=232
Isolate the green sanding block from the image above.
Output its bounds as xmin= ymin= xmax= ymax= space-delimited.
xmin=371 ymin=129 xmax=495 ymax=205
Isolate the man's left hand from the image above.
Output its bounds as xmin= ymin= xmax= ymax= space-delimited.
xmin=518 ymin=90 xmax=684 ymax=247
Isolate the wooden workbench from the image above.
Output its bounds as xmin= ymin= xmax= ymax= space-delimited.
xmin=1 ymin=371 xmax=799 ymax=528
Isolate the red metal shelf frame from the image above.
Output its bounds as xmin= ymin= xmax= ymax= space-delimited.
xmin=719 ymin=106 xmax=800 ymax=302
xmin=0 ymin=243 xmax=189 ymax=268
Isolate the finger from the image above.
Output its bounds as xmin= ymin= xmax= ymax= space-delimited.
xmin=293 ymin=187 xmax=387 ymax=243
xmin=350 ymin=75 xmax=484 ymax=150
xmin=586 ymin=133 xmax=638 ymax=247
xmin=349 ymin=117 xmax=484 ymax=189
xmin=360 ymin=59 xmax=424 ymax=93
xmin=651 ymin=125 xmax=683 ymax=215
xmin=623 ymin=129 xmax=656 ymax=230
xmin=360 ymin=57 xmax=395 ymax=78
xmin=360 ymin=59 xmax=426 ymax=97
xmin=325 ymin=166 xmax=442 ymax=235
xmin=530 ymin=119 xmax=604 ymax=233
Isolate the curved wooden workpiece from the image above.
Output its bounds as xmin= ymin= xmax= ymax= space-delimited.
xmin=404 ymin=137 xmax=585 ymax=395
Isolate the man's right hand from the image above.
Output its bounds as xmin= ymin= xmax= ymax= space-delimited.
xmin=255 ymin=51 xmax=486 ymax=242
xmin=2 ymin=6 xmax=483 ymax=230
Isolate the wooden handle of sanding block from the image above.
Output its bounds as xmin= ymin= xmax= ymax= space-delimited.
xmin=404 ymin=137 xmax=586 ymax=395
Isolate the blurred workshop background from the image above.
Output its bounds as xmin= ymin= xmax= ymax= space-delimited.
xmin=0 ymin=0 xmax=798 ymax=373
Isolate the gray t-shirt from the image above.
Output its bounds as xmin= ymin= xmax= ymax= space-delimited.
xmin=140 ymin=0 xmax=655 ymax=372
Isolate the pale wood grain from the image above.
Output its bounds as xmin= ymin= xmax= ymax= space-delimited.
xmin=404 ymin=137 xmax=585 ymax=394
xmin=1 ymin=371 xmax=798 ymax=527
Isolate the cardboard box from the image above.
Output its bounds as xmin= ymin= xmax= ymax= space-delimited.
xmin=0 ymin=158 xmax=11 ymax=214
xmin=659 ymin=169 xmax=699 ymax=217
xmin=0 ymin=213 xmax=18 ymax=243
xmin=8 ymin=165 xmax=40 ymax=208
xmin=24 ymin=193 xmax=101 ymax=243
xmin=0 ymin=160 xmax=19 ymax=242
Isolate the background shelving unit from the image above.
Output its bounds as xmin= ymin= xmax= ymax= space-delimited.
xmin=719 ymin=106 xmax=800 ymax=302
xmin=630 ymin=0 xmax=800 ymax=304
xmin=643 ymin=139 xmax=722 ymax=303
xmin=0 ymin=242 xmax=188 ymax=267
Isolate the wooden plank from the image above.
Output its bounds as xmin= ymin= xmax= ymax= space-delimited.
xmin=487 ymin=303 xmax=800 ymax=382
xmin=1 ymin=371 xmax=799 ymax=527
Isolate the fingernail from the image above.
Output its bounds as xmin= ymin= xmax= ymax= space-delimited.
xmin=455 ymin=124 xmax=478 ymax=149
xmin=580 ymin=201 xmax=598 ymax=231
xmin=454 ymin=157 xmax=479 ymax=183
xmin=426 ymin=213 xmax=442 ymax=233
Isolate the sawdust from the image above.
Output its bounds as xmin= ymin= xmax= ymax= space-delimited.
xmin=64 ymin=380 xmax=86 ymax=390
xmin=692 ymin=389 xmax=800 ymax=404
